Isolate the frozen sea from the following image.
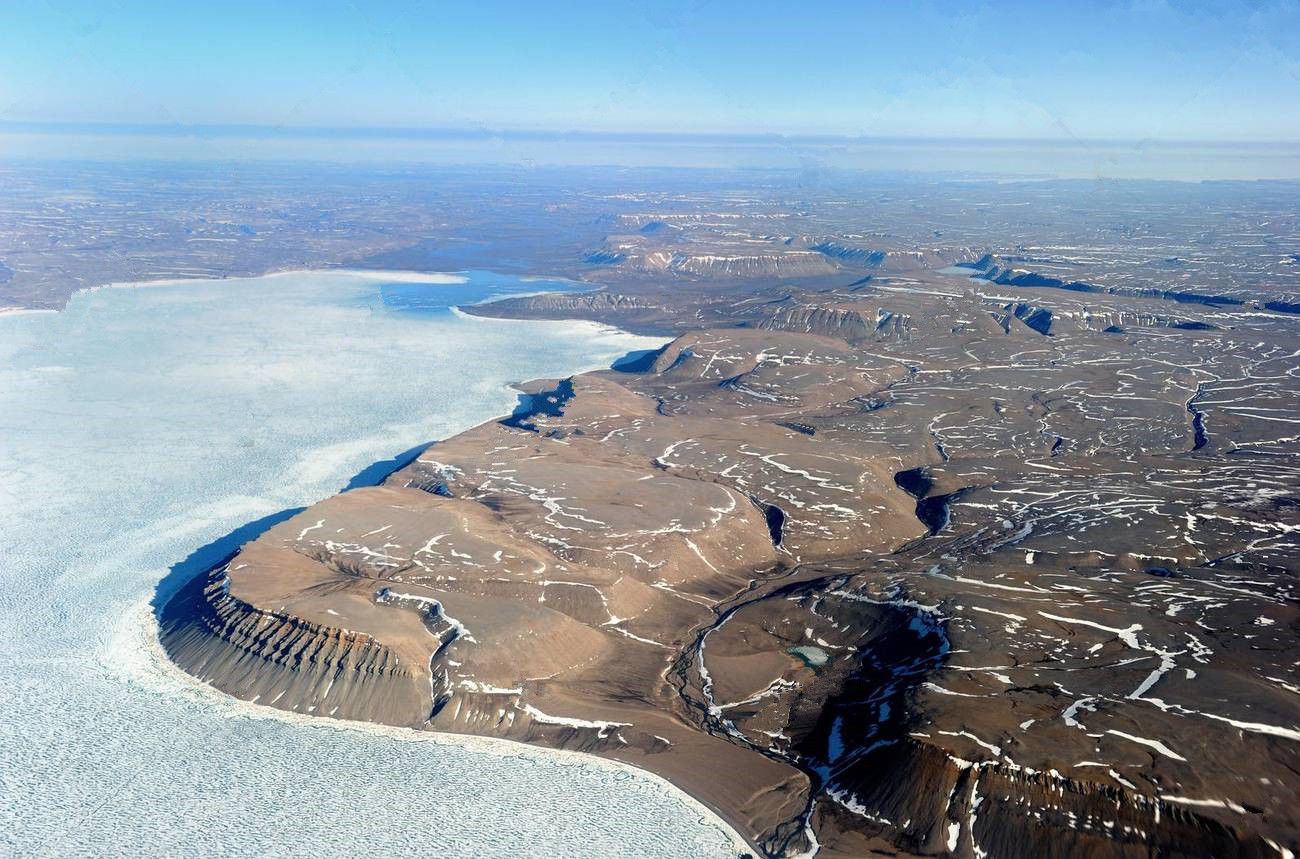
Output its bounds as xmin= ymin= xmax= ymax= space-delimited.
xmin=0 ymin=270 xmax=746 ymax=858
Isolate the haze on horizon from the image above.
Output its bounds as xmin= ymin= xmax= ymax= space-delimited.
xmin=2 ymin=2 xmax=1298 ymax=177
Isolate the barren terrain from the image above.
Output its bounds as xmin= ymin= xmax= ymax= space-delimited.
xmin=159 ymin=196 xmax=1299 ymax=859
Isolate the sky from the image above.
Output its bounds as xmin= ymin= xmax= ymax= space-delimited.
xmin=2 ymin=0 xmax=1297 ymax=142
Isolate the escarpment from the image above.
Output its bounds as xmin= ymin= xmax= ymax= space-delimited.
xmin=160 ymin=562 xmax=431 ymax=724
xmin=759 ymin=305 xmax=877 ymax=343
xmin=162 ymin=269 xmax=1300 ymax=858
xmin=816 ymin=738 xmax=1281 ymax=859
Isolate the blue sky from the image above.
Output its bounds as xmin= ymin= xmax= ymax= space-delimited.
xmin=1 ymin=0 xmax=1297 ymax=141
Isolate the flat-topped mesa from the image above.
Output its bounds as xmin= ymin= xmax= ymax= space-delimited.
xmin=160 ymin=550 xmax=431 ymax=724
xmin=589 ymin=247 xmax=841 ymax=280
xmin=160 ymin=470 xmax=772 ymax=728
xmin=758 ymin=290 xmax=1078 ymax=347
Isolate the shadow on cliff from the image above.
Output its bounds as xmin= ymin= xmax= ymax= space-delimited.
xmin=150 ymin=344 xmax=654 ymax=620
xmin=150 ymin=507 xmax=306 ymax=619
xmin=611 ymin=346 xmax=664 ymax=373
xmin=151 ymin=441 xmax=434 ymax=619
xmin=339 ymin=441 xmax=430 ymax=491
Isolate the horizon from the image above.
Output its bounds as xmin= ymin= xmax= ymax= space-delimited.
xmin=5 ymin=2 xmax=1298 ymax=180
xmin=3 ymin=120 xmax=1299 ymax=181
xmin=9 ymin=119 xmax=1300 ymax=146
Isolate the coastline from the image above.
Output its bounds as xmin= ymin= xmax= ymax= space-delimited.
xmin=116 ymin=597 xmax=754 ymax=857
xmin=0 ymin=305 xmax=59 ymax=317
xmin=4 ymin=263 xmax=765 ymax=856
xmin=3 ymin=265 xmax=605 ymax=313
xmin=132 ymin=297 xmax=790 ymax=853
xmin=144 ymin=324 xmax=809 ymax=856
xmin=456 ymin=287 xmax=591 ymax=308
xmin=448 ymin=304 xmax=621 ymax=334
xmin=90 ymin=267 xmax=473 ymax=294
xmin=100 ymin=276 xmax=739 ymax=853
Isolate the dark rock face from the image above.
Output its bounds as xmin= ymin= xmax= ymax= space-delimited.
xmin=583 ymin=249 xmax=626 ymax=265
xmin=749 ymin=497 xmax=787 ymax=546
xmin=967 ymin=256 xmax=1255 ymax=311
xmin=501 ymin=379 xmax=577 ymax=431
xmin=1012 ymin=302 xmax=1053 ymax=335
xmin=810 ymin=241 xmax=887 ymax=267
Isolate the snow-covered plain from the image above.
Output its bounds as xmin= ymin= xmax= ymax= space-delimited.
xmin=0 ymin=270 xmax=745 ymax=858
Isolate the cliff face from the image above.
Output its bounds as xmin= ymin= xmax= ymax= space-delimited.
xmin=161 ymin=564 xmax=430 ymax=725
xmin=582 ymin=247 xmax=841 ymax=279
xmin=759 ymin=305 xmax=878 ymax=343
xmin=817 ymin=739 xmax=1278 ymax=859
xmin=161 ymin=273 xmax=1299 ymax=858
xmin=958 ymin=253 xmax=1283 ymax=314
xmin=466 ymin=290 xmax=679 ymax=336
